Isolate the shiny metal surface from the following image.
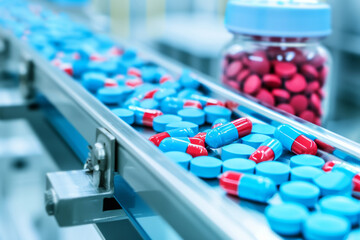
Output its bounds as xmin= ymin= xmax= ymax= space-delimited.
xmin=46 ymin=170 xmax=126 ymax=226
xmin=2 ymin=24 xmax=360 ymax=239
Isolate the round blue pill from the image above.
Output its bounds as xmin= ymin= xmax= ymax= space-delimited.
xmin=348 ymin=229 xmax=360 ymax=240
xmin=111 ymin=108 xmax=135 ymax=124
xmin=164 ymin=151 xmax=192 ymax=170
xmin=303 ymin=213 xmax=350 ymax=240
xmin=221 ymin=144 xmax=256 ymax=160
xmin=255 ymin=161 xmax=290 ymax=185
xmin=241 ymin=134 xmax=271 ymax=148
xmin=290 ymin=166 xmax=324 ymax=182
xmin=222 ymin=158 xmax=256 ymax=174
xmin=139 ymin=99 xmax=159 ymax=109
xmin=313 ymin=171 xmax=353 ymax=196
xmin=319 ymin=195 xmax=360 ymax=226
xmin=152 ymin=114 xmax=182 ymax=132
xmin=97 ymin=86 xmax=133 ymax=104
xmin=190 ymin=156 xmax=222 ymax=178
xmin=179 ymin=69 xmax=200 ymax=89
xmin=265 ymin=203 xmax=309 ymax=236
xmin=154 ymin=88 xmax=176 ymax=102
xmin=82 ymin=72 xmax=106 ymax=93
xmin=177 ymin=108 xmax=205 ymax=125
xmin=203 ymin=106 xmax=231 ymax=124
xmin=160 ymin=80 xmax=181 ymax=91
xmin=280 ymin=181 xmax=320 ymax=208
xmin=251 ymin=123 xmax=276 ymax=137
xmin=165 ymin=121 xmax=199 ymax=134
xmin=290 ymin=154 xmax=325 ymax=168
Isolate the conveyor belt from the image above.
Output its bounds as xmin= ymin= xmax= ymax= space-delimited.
xmin=1 ymin=11 xmax=360 ymax=240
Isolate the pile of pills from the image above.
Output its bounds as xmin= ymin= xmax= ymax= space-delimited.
xmin=222 ymin=44 xmax=328 ymax=125
xmin=1 ymin=3 xmax=359 ymax=239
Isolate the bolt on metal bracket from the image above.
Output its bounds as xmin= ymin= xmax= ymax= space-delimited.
xmin=45 ymin=128 xmax=126 ymax=226
xmin=85 ymin=128 xmax=116 ymax=191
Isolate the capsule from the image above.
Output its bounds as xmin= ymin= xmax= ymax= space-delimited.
xmin=149 ymin=128 xmax=195 ymax=146
xmin=322 ymin=160 xmax=360 ymax=198
xmin=211 ymin=118 xmax=229 ymax=129
xmin=128 ymin=105 xmax=163 ymax=127
xmin=142 ymin=88 xmax=159 ymax=99
xmin=275 ymin=124 xmax=317 ymax=155
xmin=205 ymin=118 xmax=253 ymax=148
xmin=104 ymin=78 xmax=118 ymax=87
xmin=249 ymin=138 xmax=283 ymax=164
xmin=176 ymin=137 xmax=205 ymax=147
xmin=300 ymin=131 xmax=335 ymax=154
xmin=160 ymin=97 xmax=202 ymax=114
xmin=179 ymin=89 xmax=224 ymax=107
xmin=59 ymin=62 xmax=73 ymax=76
xmin=193 ymin=130 xmax=209 ymax=143
xmin=125 ymin=78 xmax=143 ymax=88
xmin=159 ymin=138 xmax=208 ymax=157
xmin=220 ymin=171 xmax=276 ymax=203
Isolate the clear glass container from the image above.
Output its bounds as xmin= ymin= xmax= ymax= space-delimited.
xmin=221 ymin=35 xmax=331 ymax=125
xmin=222 ymin=0 xmax=332 ymax=125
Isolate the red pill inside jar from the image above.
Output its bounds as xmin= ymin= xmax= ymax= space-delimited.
xmin=226 ymin=81 xmax=240 ymax=91
xmin=272 ymin=89 xmax=290 ymax=103
xmin=274 ymin=62 xmax=297 ymax=78
xmin=276 ymin=104 xmax=295 ymax=115
xmin=256 ymin=89 xmax=275 ymax=106
xmin=263 ymin=74 xmax=282 ymax=88
xmin=226 ymin=60 xmax=243 ymax=78
xmin=236 ymin=69 xmax=251 ymax=83
xmin=309 ymin=54 xmax=326 ymax=68
xmin=285 ymin=74 xmax=307 ymax=93
xmin=301 ymin=64 xmax=319 ymax=79
xmin=243 ymin=75 xmax=262 ymax=95
xmin=310 ymin=93 xmax=322 ymax=114
xmin=290 ymin=49 xmax=307 ymax=65
xmin=247 ymin=51 xmax=270 ymax=75
xmin=305 ymin=81 xmax=320 ymax=94
xmin=299 ymin=110 xmax=316 ymax=123
xmin=290 ymin=95 xmax=308 ymax=115
xmin=314 ymin=117 xmax=321 ymax=126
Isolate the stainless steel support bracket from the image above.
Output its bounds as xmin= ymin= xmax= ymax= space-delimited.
xmin=19 ymin=52 xmax=35 ymax=99
xmin=45 ymin=128 xmax=126 ymax=226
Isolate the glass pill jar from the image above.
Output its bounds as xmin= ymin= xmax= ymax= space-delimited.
xmin=221 ymin=0 xmax=332 ymax=126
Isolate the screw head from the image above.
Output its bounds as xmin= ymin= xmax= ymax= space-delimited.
xmin=45 ymin=189 xmax=56 ymax=215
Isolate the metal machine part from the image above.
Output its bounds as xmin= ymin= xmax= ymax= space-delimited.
xmin=1 ymin=25 xmax=360 ymax=239
xmin=45 ymin=128 xmax=126 ymax=226
xmin=18 ymin=53 xmax=35 ymax=100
